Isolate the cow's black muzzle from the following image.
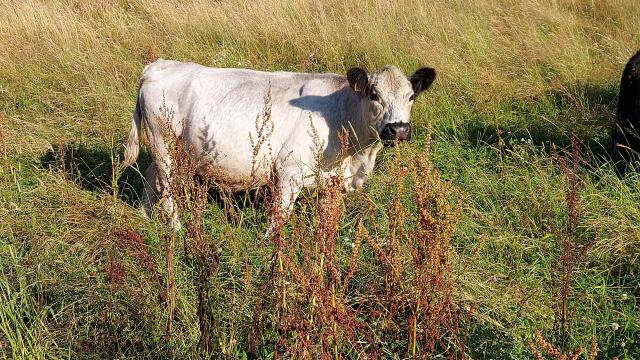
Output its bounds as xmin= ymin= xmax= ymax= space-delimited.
xmin=380 ymin=122 xmax=412 ymax=146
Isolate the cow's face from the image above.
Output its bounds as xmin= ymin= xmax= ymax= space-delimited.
xmin=347 ymin=65 xmax=436 ymax=145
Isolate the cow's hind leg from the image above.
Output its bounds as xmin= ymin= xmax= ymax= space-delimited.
xmin=161 ymin=196 xmax=181 ymax=230
xmin=141 ymin=163 xmax=160 ymax=219
xmin=141 ymin=161 xmax=182 ymax=230
xmin=264 ymin=175 xmax=302 ymax=240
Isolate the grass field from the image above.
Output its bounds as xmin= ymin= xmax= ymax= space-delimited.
xmin=1 ymin=0 xmax=640 ymax=358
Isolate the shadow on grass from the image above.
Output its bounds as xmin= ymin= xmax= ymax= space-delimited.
xmin=40 ymin=143 xmax=150 ymax=207
xmin=39 ymin=143 xmax=267 ymax=218
xmin=448 ymin=81 xmax=618 ymax=160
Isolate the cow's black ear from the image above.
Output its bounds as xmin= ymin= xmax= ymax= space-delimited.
xmin=409 ymin=67 xmax=436 ymax=97
xmin=347 ymin=67 xmax=368 ymax=95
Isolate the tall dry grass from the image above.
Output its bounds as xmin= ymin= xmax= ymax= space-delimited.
xmin=1 ymin=0 xmax=638 ymax=151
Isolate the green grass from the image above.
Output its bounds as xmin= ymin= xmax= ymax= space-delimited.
xmin=1 ymin=0 xmax=640 ymax=358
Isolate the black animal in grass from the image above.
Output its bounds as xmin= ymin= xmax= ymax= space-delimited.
xmin=612 ymin=49 xmax=640 ymax=176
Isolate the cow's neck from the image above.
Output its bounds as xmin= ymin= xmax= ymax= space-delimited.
xmin=341 ymin=103 xmax=383 ymax=191
xmin=341 ymin=141 xmax=383 ymax=191
xmin=341 ymin=90 xmax=376 ymax=152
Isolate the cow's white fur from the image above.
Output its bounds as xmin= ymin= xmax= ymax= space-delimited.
xmin=124 ymin=59 xmax=434 ymax=230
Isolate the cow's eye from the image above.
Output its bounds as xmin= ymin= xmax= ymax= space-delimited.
xmin=369 ymin=93 xmax=379 ymax=102
xmin=409 ymin=94 xmax=416 ymax=101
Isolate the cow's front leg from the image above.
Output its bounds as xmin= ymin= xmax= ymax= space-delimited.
xmin=263 ymin=176 xmax=302 ymax=240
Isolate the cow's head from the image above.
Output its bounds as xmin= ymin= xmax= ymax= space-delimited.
xmin=624 ymin=50 xmax=640 ymax=87
xmin=347 ymin=65 xmax=436 ymax=145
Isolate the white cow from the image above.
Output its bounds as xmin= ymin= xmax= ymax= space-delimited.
xmin=123 ymin=59 xmax=436 ymax=230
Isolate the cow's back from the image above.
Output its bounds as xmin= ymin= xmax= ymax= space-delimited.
xmin=138 ymin=59 xmax=352 ymax=190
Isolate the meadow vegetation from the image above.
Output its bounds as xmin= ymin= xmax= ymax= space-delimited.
xmin=1 ymin=0 xmax=639 ymax=358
